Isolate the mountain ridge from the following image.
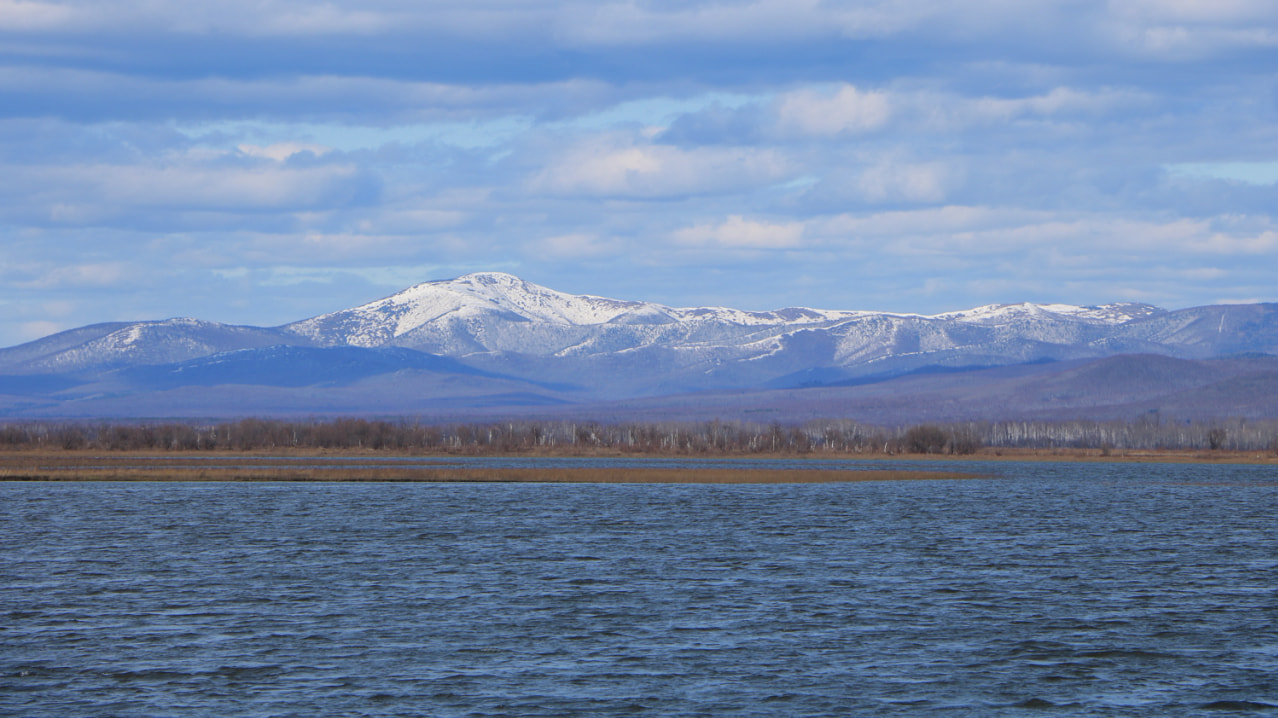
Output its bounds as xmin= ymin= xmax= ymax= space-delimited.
xmin=1 ymin=272 xmax=1275 ymax=420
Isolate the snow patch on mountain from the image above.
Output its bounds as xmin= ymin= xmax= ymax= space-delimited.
xmin=10 ymin=271 xmax=1272 ymax=406
xmin=932 ymin=302 xmax=1161 ymax=325
xmin=285 ymin=272 xmax=871 ymax=348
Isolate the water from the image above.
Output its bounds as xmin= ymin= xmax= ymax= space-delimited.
xmin=2 ymin=460 xmax=1276 ymax=716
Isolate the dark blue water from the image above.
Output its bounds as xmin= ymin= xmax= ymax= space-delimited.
xmin=3 ymin=460 xmax=1276 ymax=716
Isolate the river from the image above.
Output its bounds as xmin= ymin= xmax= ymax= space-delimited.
xmin=3 ymin=459 xmax=1276 ymax=716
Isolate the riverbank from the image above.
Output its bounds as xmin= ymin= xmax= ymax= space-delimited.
xmin=2 ymin=445 xmax=1275 ymax=482
xmin=4 ymin=445 xmax=1275 ymax=464
xmin=0 ymin=452 xmax=982 ymax=483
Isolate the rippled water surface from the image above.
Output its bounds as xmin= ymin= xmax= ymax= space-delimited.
xmin=3 ymin=460 xmax=1277 ymax=716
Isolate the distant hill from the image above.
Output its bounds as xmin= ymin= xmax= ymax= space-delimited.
xmin=1 ymin=272 xmax=1275 ymax=421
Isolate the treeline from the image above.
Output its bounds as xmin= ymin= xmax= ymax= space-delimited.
xmin=2 ymin=416 xmax=1277 ymax=454
xmin=976 ymin=415 xmax=1278 ymax=452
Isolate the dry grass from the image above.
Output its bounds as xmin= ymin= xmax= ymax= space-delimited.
xmin=0 ymin=452 xmax=979 ymax=483
xmin=954 ymin=447 xmax=1278 ymax=465
xmin=1 ymin=445 xmax=1272 ymax=483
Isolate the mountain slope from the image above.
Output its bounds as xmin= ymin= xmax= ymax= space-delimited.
xmin=0 ymin=319 xmax=307 ymax=375
xmin=0 ymin=271 xmax=1275 ymax=419
xmin=114 ymin=345 xmax=508 ymax=389
xmin=278 ymin=272 xmax=1184 ymax=393
xmin=541 ymin=355 xmax=1278 ymax=425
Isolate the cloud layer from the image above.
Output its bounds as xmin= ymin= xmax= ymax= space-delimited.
xmin=2 ymin=0 xmax=1277 ymax=344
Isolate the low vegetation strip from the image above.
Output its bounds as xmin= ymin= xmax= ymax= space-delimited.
xmin=4 ymin=416 xmax=1278 ymax=454
xmin=0 ymin=455 xmax=980 ymax=483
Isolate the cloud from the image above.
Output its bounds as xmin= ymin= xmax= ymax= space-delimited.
xmin=17 ymin=320 xmax=66 ymax=341
xmin=16 ymin=162 xmax=368 ymax=218
xmin=535 ymin=233 xmax=625 ymax=259
xmin=815 ymin=209 xmax=1278 ymax=263
xmin=0 ymin=1 xmax=1084 ymax=46
xmin=0 ymin=0 xmax=71 ymax=30
xmin=660 ymin=84 xmax=1146 ymax=152
xmin=673 ymin=216 xmax=804 ymax=249
xmin=1165 ymin=162 xmax=1278 ymax=185
xmin=966 ymin=87 xmax=1138 ymax=121
xmin=11 ymin=261 xmax=132 ymax=290
xmin=531 ymin=140 xmax=790 ymax=198
xmin=558 ymin=0 xmax=840 ymax=45
xmin=230 ymin=4 xmax=390 ymax=36
xmin=237 ymin=142 xmax=332 ymax=161
xmin=775 ymin=85 xmax=891 ymax=136
xmin=1191 ymin=229 xmax=1278 ymax=254
xmin=854 ymin=161 xmax=953 ymax=203
xmin=816 ymin=205 xmax=1041 ymax=238
xmin=0 ymin=0 xmax=394 ymax=37
xmin=1111 ymin=0 xmax=1278 ymax=23
xmin=0 ymin=66 xmax=617 ymax=124
xmin=2 ymin=0 xmax=1278 ymax=347
xmin=1104 ymin=0 xmax=1278 ymax=57
xmin=371 ymin=208 xmax=469 ymax=233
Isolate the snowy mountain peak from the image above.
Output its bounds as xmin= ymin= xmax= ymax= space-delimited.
xmin=429 ymin=272 xmax=652 ymax=325
xmin=932 ymin=301 xmax=1162 ymax=325
xmin=284 ymin=272 xmax=681 ymax=347
xmin=281 ymin=272 xmax=1177 ymax=353
xmin=4 ymin=271 xmax=1272 ymax=413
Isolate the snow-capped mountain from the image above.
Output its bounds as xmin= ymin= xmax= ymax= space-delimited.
xmin=279 ymin=272 xmax=1165 ymax=369
xmin=282 ymin=271 xmax=867 ymax=358
xmin=269 ymin=272 xmax=1194 ymax=396
xmin=0 ymin=271 xmax=1275 ymax=417
xmin=0 ymin=318 xmax=304 ymax=375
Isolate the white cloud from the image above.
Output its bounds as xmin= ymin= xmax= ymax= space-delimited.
xmin=25 ymin=162 xmax=360 ymax=215
xmin=816 ymin=210 xmax=1278 ymax=260
xmin=0 ymin=0 xmax=1039 ymax=45
xmin=0 ymin=0 xmax=72 ymax=30
xmin=1165 ymin=162 xmax=1278 ymax=185
xmin=237 ymin=232 xmax=427 ymax=264
xmin=855 ymin=161 xmax=951 ymax=203
xmin=928 ymin=217 xmax=1208 ymax=257
xmin=532 ymin=141 xmax=790 ymax=197
xmin=14 ymin=261 xmax=131 ymax=290
xmin=673 ymin=215 xmax=803 ymax=249
xmin=817 ymin=206 xmax=1046 ymax=238
xmin=237 ymin=4 xmax=389 ymax=36
xmin=1190 ymin=229 xmax=1278 ymax=254
xmin=371 ymin=208 xmax=468 ymax=233
xmin=8 ymin=0 xmax=1278 ymax=57
xmin=554 ymin=0 xmax=1087 ymax=47
xmin=238 ymin=142 xmax=332 ymax=161
xmin=18 ymin=320 xmax=66 ymax=340
xmin=969 ymin=87 xmax=1131 ymax=120
xmin=536 ymin=233 xmax=624 ymax=259
xmin=3 ymin=0 xmax=1278 ymax=344
xmin=558 ymin=0 xmax=832 ymax=45
xmin=775 ymin=85 xmax=890 ymax=136
xmin=1105 ymin=0 xmax=1278 ymax=57
xmin=1109 ymin=0 xmax=1278 ymax=24
xmin=899 ymin=86 xmax=1147 ymax=133
xmin=1179 ymin=266 xmax=1228 ymax=280
xmin=5 ymin=0 xmax=394 ymax=36
xmin=0 ymin=66 xmax=617 ymax=125
xmin=255 ymin=264 xmax=446 ymax=287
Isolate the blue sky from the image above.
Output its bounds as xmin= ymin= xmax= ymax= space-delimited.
xmin=2 ymin=0 xmax=1277 ymax=346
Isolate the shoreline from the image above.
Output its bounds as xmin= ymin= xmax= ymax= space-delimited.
xmin=1 ymin=446 xmax=1275 ymax=482
xmin=0 ymin=468 xmax=981 ymax=483
xmin=1 ymin=446 xmax=1275 ymax=464
xmin=0 ymin=454 xmax=980 ymax=483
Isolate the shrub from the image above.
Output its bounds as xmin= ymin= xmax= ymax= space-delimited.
xmin=904 ymin=425 xmax=948 ymax=454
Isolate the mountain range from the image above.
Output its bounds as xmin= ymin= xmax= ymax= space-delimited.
xmin=2 ymin=271 xmax=1276 ymax=422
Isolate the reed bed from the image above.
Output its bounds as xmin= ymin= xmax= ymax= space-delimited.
xmin=0 ymin=453 xmax=978 ymax=483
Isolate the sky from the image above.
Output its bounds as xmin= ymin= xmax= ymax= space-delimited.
xmin=2 ymin=0 xmax=1277 ymax=346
